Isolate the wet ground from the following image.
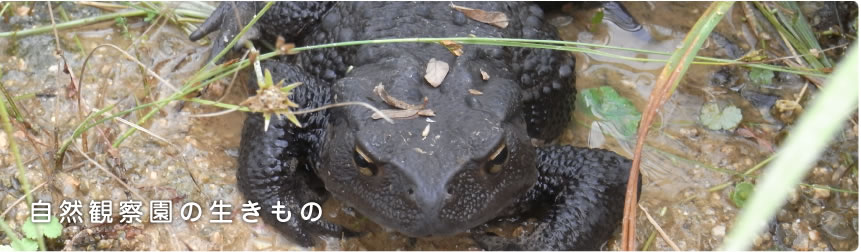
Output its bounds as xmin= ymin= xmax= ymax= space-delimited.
xmin=0 ymin=2 xmax=857 ymax=251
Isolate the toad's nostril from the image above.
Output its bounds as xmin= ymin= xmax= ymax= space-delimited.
xmin=444 ymin=188 xmax=454 ymax=200
xmin=410 ymin=185 xmax=446 ymax=211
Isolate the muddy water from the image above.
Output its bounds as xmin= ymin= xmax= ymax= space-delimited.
xmin=0 ymin=2 xmax=856 ymax=251
xmin=553 ymin=2 xmax=858 ymax=250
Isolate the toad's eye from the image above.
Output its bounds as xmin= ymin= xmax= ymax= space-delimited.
xmin=484 ymin=143 xmax=508 ymax=174
xmin=353 ymin=146 xmax=377 ymax=176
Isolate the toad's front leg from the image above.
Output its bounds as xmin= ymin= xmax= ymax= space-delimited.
xmin=189 ymin=2 xmax=333 ymax=61
xmin=476 ymin=145 xmax=637 ymax=250
xmin=237 ymin=61 xmax=350 ymax=247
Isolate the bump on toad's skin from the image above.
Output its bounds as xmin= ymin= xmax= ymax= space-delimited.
xmin=192 ymin=2 xmax=638 ymax=250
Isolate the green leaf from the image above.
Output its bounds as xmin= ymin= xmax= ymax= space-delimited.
xmin=700 ymin=102 xmax=742 ymax=130
xmin=144 ymin=12 xmax=156 ymax=23
xmin=590 ymin=10 xmax=604 ymax=33
xmin=263 ymin=69 xmax=274 ymax=89
xmin=284 ymin=112 xmax=302 ymax=128
xmin=731 ymin=182 xmax=755 ymax=208
xmin=280 ymin=82 xmax=303 ymax=93
xmin=748 ymin=67 xmax=774 ymax=85
xmin=577 ymin=86 xmax=641 ymax=137
xmin=42 ymin=217 xmax=63 ymax=239
xmin=114 ymin=16 xmax=127 ymax=27
xmin=20 ymin=217 xmax=62 ymax=240
xmin=20 ymin=220 xmax=38 ymax=240
xmin=11 ymin=239 xmax=37 ymax=251
xmin=591 ymin=10 xmax=604 ymax=25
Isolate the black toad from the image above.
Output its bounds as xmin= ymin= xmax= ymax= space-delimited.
xmin=190 ymin=2 xmax=637 ymax=250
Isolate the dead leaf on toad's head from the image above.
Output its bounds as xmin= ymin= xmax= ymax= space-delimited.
xmin=374 ymin=84 xmax=427 ymax=110
xmin=424 ymin=58 xmax=449 ymax=87
xmin=440 ymin=40 xmax=463 ymax=56
xmin=275 ymin=36 xmax=299 ymax=55
xmin=372 ymin=109 xmax=436 ymax=120
xmin=421 ymin=124 xmax=430 ymax=138
xmin=480 ymin=68 xmax=490 ymax=80
xmin=450 ymin=3 xmax=509 ymax=28
xmin=468 ymin=89 xmax=483 ymax=95
xmin=417 ymin=109 xmax=435 ymax=117
xmin=373 ymin=109 xmax=417 ymax=119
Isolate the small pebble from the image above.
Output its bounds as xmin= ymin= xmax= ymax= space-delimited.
xmin=753 ymin=232 xmax=771 ymax=248
xmin=0 ymin=132 xmax=7 ymax=152
xmin=788 ymin=188 xmax=800 ymax=204
xmin=17 ymin=58 xmax=27 ymax=71
xmin=710 ymin=192 xmax=720 ymax=201
xmin=97 ymin=240 xmax=113 ymax=250
xmin=813 ymin=188 xmax=830 ymax=199
xmin=702 ymin=143 xmax=714 ymax=153
xmin=251 ymin=238 xmax=272 ymax=250
xmin=15 ymin=202 xmax=28 ymax=222
xmin=809 ymin=206 xmax=822 ymax=215
xmin=720 ymin=145 xmax=735 ymax=155
xmin=791 ymin=233 xmax=810 ymax=250
xmin=777 ymin=209 xmax=793 ymax=222
xmin=812 ymin=166 xmax=830 ymax=178
xmin=712 ymin=225 xmax=726 ymax=237
xmin=808 ymin=230 xmax=820 ymax=242
xmin=832 ymin=165 xmax=849 ymax=182
xmin=207 ymin=82 xmax=226 ymax=97
xmin=1 ymin=194 xmax=14 ymax=212
xmin=209 ymin=231 xmax=222 ymax=244
xmin=680 ymin=127 xmax=698 ymax=137
xmin=821 ymin=211 xmax=852 ymax=240
xmin=61 ymin=176 xmax=79 ymax=197
xmin=753 ymin=235 xmax=763 ymax=248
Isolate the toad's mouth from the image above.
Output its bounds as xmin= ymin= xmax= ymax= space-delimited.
xmin=346 ymin=187 xmax=516 ymax=238
xmin=373 ymin=210 xmax=489 ymax=238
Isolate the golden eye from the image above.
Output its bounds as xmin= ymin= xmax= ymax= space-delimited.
xmin=353 ymin=146 xmax=377 ymax=176
xmin=485 ymin=143 xmax=508 ymax=174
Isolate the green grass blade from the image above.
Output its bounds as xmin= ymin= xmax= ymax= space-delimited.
xmin=0 ymin=81 xmax=33 ymax=210
xmin=110 ymin=2 xmax=274 ymax=148
xmin=721 ymin=43 xmax=859 ymax=250
xmin=622 ymin=2 xmax=735 ymax=249
xmin=288 ymin=37 xmax=829 ymax=77
xmin=0 ymin=3 xmax=10 ymax=17
xmin=755 ymin=2 xmax=826 ymax=70
xmin=0 ymin=10 xmax=147 ymax=38
xmin=775 ymin=2 xmax=832 ymax=68
xmin=662 ymin=1 xmax=735 ymax=95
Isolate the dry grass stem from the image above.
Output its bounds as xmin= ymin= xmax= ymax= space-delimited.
xmin=639 ymin=204 xmax=681 ymax=251
xmin=0 ymin=182 xmax=48 ymax=218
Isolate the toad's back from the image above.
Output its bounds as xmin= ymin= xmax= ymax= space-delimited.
xmin=294 ymin=2 xmax=573 ymax=141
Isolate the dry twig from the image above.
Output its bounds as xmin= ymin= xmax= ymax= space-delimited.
xmin=638 ymin=204 xmax=681 ymax=251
